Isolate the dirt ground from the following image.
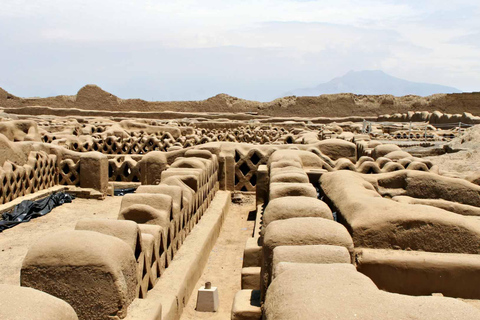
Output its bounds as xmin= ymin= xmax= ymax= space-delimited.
xmin=0 ymin=196 xmax=122 ymax=285
xmin=426 ymin=125 xmax=480 ymax=179
xmin=426 ymin=149 xmax=480 ymax=178
xmin=180 ymin=194 xmax=256 ymax=320
xmin=0 ymin=192 xmax=256 ymax=320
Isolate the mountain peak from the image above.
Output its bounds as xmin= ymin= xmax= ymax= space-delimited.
xmin=286 ymin=70 xmax=461 ymax=97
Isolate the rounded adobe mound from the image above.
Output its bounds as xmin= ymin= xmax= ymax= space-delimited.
xmin=269 ymin=182 xmax=317 ymax=200
xmin=75 ymin=219 xmax=140 ymax=253
xmin=21 ymin=230 xmax=137 ymax=320
xmin=314 ymin=139 xmax=357 ymax=161
xmin=263 ymin=217 xmax=353 ymax=253
xmin=384 ymin=150 xmax=413 ymax=160
xmin=121 ymin=193 xmax=173 ymax=213
xmin=372 ymin=144 xmax=402 ymax=159
xmin=136 ymin=184 xmax=183 ymax=217
xmin=263 ymin=196 xmax=333 ymax=228
xmin=171 ymin=158 xmax=206 ymax=170
xmin=269 ymin=149 xmax=327 ymax=168
xmin=265 ymin=263 xmax=480 ymax=320
xmin=261 ymin=217 xmax=354 ymax=296
xmin=269 ymin=160 xmax=303 ymax=170
xmin=184 ymin=149 xmax=213 ymax=159
xmin=270 ymin=172 xmax=309 ymax=183
xmin=118 ymin=204 xmax=170 ymax=229
xmin=139 ymin=151 xmax=168 ymax=184
xmin=0 ymin=284 xmax=78 ymax=320
xmin=272 ymin=245 xmax=350 ymax=279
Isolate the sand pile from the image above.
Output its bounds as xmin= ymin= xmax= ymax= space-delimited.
xmin=447 ymin=125 xmax=480 ymax=150
xmin=0 ymin=87 xmax=18 ymax=101
xmin=426 ymin=125 xmax=480 ymax=180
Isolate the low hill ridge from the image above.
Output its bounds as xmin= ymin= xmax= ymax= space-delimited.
xmin=1 ymin=84 xmax=479 ymax=118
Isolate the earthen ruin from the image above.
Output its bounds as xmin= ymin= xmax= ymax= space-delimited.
xmin=1 ymin=85 xmax=480 ymax=319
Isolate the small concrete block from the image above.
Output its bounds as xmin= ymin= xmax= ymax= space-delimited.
xmin=231 ymin=289 xmax=261 ymax=320
xmin=196 ymin=283 xmax=219 ymax=312
xmin=241 ymin=267 xmax=261 ymax=290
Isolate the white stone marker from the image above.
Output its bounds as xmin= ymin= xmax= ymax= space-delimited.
xmin=196 ymin=282 xmax=219 ymax=312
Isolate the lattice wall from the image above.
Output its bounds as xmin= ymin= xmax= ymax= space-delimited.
xmin=50 ymin=127 xmax=298 ymax=156
xmin=64 ymin=134 xmax=178 ymax=154
xmin=0 ymin=152 xmax=57 ymax=204
xmin=234 ymin=148 xmax=275 ymax=191
xmin=108 ymin=157 xmax=141 ymax=182
xmin=59 ymin=159 xmax=80 ymax=186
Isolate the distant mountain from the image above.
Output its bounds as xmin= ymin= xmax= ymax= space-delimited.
xmin=285 ymin=70 xmax=462 ymax=97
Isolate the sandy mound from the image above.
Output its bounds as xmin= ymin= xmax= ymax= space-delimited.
xmin=447 ymin=125 xmax=480 ymax=150
xmin=426 ymin=125 xmax=480 ymax=179
xmin=0 ymin=87 xmax=18 ymax=101
xmin=75 ymin=84 xmax=121 ymax=110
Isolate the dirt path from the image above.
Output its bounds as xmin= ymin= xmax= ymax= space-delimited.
xmin=0 ymin=196 xmax=122 ymax=285
xmin=180 ymin=194 xmax=256 ymax=320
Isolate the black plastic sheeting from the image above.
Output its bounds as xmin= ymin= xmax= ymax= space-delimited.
xmin=114 ymin=188 xmax=137 ymax=196
xmin=0 ymin=192 xmax=74 ymax=232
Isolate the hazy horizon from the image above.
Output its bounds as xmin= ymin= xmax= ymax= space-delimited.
xmin=1 ymin=1 xmax=479 ymax=102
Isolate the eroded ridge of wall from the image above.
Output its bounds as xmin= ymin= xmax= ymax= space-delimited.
xmin=232 ymin=149 xmax=354 ymax=319
xmin=208 ymin=139 xmax=433 ymax=193
xmin=321 ymin=170 xmax=480 ymax=253
xmin=260 ymin=150 xmax=354 ymax=298
xmin=0 ymin=121 xmax=440 ymax=201
xmin=378 ymin=110 xmax=480 ymax=125
xmin=67 ymin=138 xmax=355 ymax=186
xmin=231 ymin=139 xmax=436 ymax=192
xmin=0 ymin=151 xmax=57 ymax=204
xmin=0 ymin=117 xmax=454 ymax=187
xmin=263 ymin=263 xmax=480 ymax=320
xmin=231 ymin=149 xmax=480 ymax=319
xmin=3 ymin=84 xmax=480 ymax=118
xmin=320 ymin=170 xmax=480 ymax=300
xmin=21 ymin=149 xmax=220 ymax=320
xmin=119 ymin=148 xmax=220 ymax=300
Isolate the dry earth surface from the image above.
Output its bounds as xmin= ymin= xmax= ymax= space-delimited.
xmin=427 ymin=125 xmax=480 ymax=178
xmin=0 ymin=192 xmax=256 ymax=320
xmin=180 ymin=194 xmax=255 ymax=320
xmin=0 ymin=196 xmax=122 ymax=285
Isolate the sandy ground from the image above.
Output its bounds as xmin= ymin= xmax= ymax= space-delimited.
xmin=0 ymin=192 xmax=256 ymax=320
xmin=180 ymin=194 xmax=256 ymax=320
xmin=426 ymin=149 xmax=480 ymax=178
xmin=0 ymin=196 xmax=122 ymax=285
xmin=424 ymin=126 xmax=480 ymax=179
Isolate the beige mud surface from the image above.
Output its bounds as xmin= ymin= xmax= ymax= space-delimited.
xmin=180 ymin=194 xmax=256 ymax=320
xmin=0 ymin=196 xmax=122 ymax=285
xmin=427 ymin=150 xmax=480 ymax=177
xmin=426 ymin=125 xmax=480 ymax=178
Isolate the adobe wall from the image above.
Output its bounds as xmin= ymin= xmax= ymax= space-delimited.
xmin=231 ymin=147 xmax=480 ymax=319
xmin=2 ymin=114 xmax=480 ymax=319
xmin=2 ymin=84 xmax=480 ymax=117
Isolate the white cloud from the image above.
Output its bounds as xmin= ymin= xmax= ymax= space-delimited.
xmin=0 ymin=0 xmax=479 ymax=99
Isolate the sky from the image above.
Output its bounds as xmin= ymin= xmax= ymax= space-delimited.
xmin=0 ymin=0 xmax=479 ymax=101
